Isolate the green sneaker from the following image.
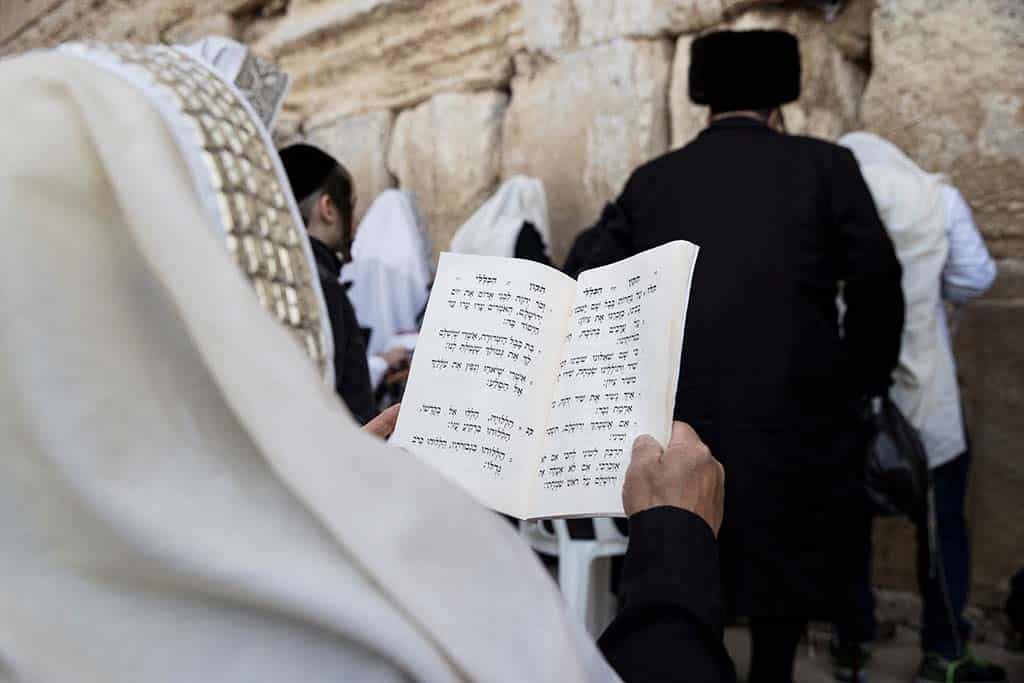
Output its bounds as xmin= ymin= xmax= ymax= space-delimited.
xmin=830 ymin=638 xmax=870 ymax=682
xmin=916 ymin=651 xmax=1007 ymax=682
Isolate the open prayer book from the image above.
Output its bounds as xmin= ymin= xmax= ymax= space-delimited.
xmin=391 ymin=241 xmax=699 ymax=520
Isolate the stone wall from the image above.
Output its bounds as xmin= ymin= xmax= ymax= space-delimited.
xmin=3 ymin=0 xmax=1022 ymax=613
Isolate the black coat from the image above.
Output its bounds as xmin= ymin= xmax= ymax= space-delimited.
xmin=583 ymin=117 xmax=904 ymax=618
xmin=310 ymin=237 xmax=376 ymax=425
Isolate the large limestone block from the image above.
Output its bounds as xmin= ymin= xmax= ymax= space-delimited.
xmin=503 ymin=38 xmax=672 ymax=263
xmin=827 ymin=0 xmax=873 ymax=62
xmin=861 ymin=0 xmax=1024 ymax=258
xmin=0 ymin=0 xmax=61 ymax=44
xmin=574 ymin=0 xmax=726 ymax=47
xmin=669 ymin=6 xmax=869 ymax=148
xmin=521 ymin=0 xmax=577 ymax=56
xmin=305 ymin=111 xmax=396 ymax=226
xmin=0 ymin=0 xmax=269 ymax=55
xmin=163 ymin=12 xmax=242 ymax=45
xmin=388 ymin=91 xmax=507 ymax=258
xmin=521 ymin=0 xmax=785 ymax=55
xmin=258 ymin=0 xmax=522 ymax=123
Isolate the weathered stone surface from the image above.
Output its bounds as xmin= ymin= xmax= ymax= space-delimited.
xmin=0 ymin=0 xmax=61 ymax=44
xmin=272 ymin=110 xmax=305 ymax=148
xmin=0 ymin=0 xmax=271 ymax=55
xmin=667 ymin=34 xmax=706 ymax=149
xmin=521 ymin=0 xmax=788 ymax=55
xmin=503 ymin=38 xmax=672 ymax=262
xmin=669 ymin=6 xmax=869 ymax=147
xmin=574 ymin=0 xmax=725 ymax=47
xmin=258 ymin=0 xmax=521 ymax=123
xmin=388 ymin=91 xmax=507 ymax=258
xmin=862 ymin=0 xmax=1024 ymax=259
xmin=521 ymin=0 xmax=576 ymax=56
xmin=163 ymin=12 xmax=241 ymax=45
xmin=305 ymin=110 xmax=396 ymax=225
xmin=828 ymin=0 xmax=873 ymax=62
xmin=985 ymin=258 xmax=1024 ymax=301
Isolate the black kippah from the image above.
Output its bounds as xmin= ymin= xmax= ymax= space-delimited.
xmin=278 ymin=143 xmax=340 ymax=203
xmin=689 ymin=30 xmax=801 ymax=111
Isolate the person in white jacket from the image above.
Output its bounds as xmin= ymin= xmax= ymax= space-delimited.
xmin=832 ymin=132 xmax=1003 ymax=683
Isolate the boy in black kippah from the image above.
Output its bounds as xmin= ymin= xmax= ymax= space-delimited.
xmin=279 ymin=144 xmax=378 ymax=424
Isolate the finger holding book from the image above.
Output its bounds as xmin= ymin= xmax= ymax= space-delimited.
xmin=623 ymin=422 xmax=725 ymax=536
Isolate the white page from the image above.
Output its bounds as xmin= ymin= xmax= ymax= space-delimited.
xmin=526 ymin=241 xmax=699 ymax=519
xmin=391 ymin=252 xmax=576 ymax=518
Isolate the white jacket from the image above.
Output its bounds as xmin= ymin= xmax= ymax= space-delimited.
xmin=841 ymin=132 xmax=996 ymax=468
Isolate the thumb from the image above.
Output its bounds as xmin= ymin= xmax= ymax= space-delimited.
xmin=364 ymin=403 xmax=401 ymax=439
xmin=667 ymin=421 xmax=698 ymax=448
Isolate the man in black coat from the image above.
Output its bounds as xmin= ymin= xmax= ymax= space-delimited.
xmin=582 ymin=30 xmax=904 ymax=682
xmin=279 ymin=144 xmax=377 ymax=424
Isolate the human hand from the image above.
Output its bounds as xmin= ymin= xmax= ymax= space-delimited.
xmin=622 ymin=421 xmax=724 ymax=535
xmin=378 ymin=347 xmax=411 ymax=371
xmin=362 ymin=403 xmax=401 ymax=440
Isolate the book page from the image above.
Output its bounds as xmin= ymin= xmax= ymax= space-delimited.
xmin=391 ymin=252 xmax=576 ymax=518
xmin=526 ymin=241 xmax=699 ymax=519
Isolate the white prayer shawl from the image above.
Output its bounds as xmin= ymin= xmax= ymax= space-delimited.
xmin=341 ymin=190 xmax=433 ymax=358
xmin=178 ymin=35 xmax=290 ymax=132
xmin=840 ymin=132 xmax=963 ymax=468
xmin=449 ymin=176 xmax=552 ymax=258
xmin=0 ymin=48 xmax=618 ymax=683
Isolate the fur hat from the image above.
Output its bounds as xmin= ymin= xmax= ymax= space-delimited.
xmin=689 ymin=30 xmax=801 ymax=111
xmin=279 ymin=143 xmax=340 ymax=203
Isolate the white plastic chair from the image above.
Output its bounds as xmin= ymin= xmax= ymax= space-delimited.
xmin=520 ymin=518 xmax=629 ymax=635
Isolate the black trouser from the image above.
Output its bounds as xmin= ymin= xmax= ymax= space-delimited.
xmin=747 ymin=618 xmax=806 ymax=683
xmin=835 ymin=450 xmax=972 ymax=659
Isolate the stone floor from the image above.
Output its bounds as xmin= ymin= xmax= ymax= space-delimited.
xmin=724 ymin=625 xmax=1024 ymax=683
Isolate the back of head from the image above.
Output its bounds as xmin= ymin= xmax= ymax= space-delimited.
xmin=689 ymin=30 xmax=801 ymax=114
xmin=279 ymin=143 xmax=355 ymax=231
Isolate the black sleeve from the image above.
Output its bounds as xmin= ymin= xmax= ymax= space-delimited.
xmin=561 ymin=225 xmax=599 ymax=278
xmin=568 ymin=200 xmax=635 ymax=278
xmin=598 ymin=507 xmax=736 ymax=683
xmin=513 ymin=221 xmax=552 ymax=266
xmin=319 ymin=276 xmax=349 ymax=397
xmin=832 ymin=148 xmax=904 ymax=398
xmin=320 ymin=278 xmax=376 ymax=425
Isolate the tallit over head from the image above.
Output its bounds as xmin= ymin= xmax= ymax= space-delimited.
xmin=0 ymin=41 xmax=616 ymax=683
xmin=178 ymin=35 xmax=291 ymax=132
xmin=839 ymin=131 xmax=950 ymax=435
xmin=449 ymin=176 xmax=551 ymax=259
xmin=342 ymin=189 xmax=434 ymax=356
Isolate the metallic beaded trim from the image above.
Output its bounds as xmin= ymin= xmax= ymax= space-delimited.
xmin=73 ymin=42 xmax=329 ymax=377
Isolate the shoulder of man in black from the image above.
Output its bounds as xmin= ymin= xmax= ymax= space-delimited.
xmin=568 ymin=147 xmax=692 ymax=274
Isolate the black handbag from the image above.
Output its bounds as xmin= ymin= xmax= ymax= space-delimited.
xmin=862 ymin=395 xmax=930 ymax=522
xmin=863 ymin=397 xmax=968 ymax=652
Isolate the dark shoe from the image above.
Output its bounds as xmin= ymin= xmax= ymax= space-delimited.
xmin=916 ymin=651 xmax=1007 ymax=682
xmin=831 ymin=638 xmax=870 ymax=682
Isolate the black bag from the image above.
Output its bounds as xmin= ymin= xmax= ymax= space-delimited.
xmin=863 ymin=395 xmax=930 ymax=522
